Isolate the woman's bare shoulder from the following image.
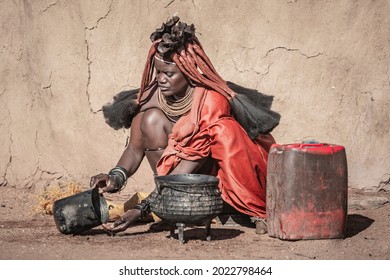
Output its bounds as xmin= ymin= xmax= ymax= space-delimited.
xmin=139 ymin=86 xmax=159 ymax=112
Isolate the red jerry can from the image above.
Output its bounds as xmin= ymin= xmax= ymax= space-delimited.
xmin=266 ymin=143 xmax=348 ymax=240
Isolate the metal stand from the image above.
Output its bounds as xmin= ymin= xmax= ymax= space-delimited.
xmin=205 ymin=220 xmax=211 ymax=241
xmin=177 ymin=223 xmax=185 ymax=244
xmin=169 ymin=220 xmax=212 ymax=244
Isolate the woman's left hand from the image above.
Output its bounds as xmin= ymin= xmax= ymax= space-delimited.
xmin=102 ymin=218 xmax=131 ymax=235
xmin=102 ymin=208 xmax=141 ymax=235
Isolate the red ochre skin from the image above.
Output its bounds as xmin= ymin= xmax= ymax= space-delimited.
xmin=266 ymin=143 xmax=348 ymax=240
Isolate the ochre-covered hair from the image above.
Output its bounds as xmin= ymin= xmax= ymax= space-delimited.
xmin=136 ymin=16 xmax=236 ymax=104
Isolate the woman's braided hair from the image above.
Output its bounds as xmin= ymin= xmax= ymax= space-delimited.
xmin=137 ymin=16 xmax=236 ymax=105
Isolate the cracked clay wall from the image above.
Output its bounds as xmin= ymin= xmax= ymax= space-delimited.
xmin=1 ymin=0 xmax=389 ymax=195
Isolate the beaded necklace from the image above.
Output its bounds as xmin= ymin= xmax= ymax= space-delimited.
xmin=157 ymin=86 xmax=194 ymax=122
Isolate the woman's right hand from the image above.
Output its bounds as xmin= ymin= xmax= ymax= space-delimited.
xmin=90 ymin=173 xmax=116 ymax=193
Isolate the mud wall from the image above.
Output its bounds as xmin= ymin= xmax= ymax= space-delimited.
xmin=1 ymin=0 xmax=389 ymax=195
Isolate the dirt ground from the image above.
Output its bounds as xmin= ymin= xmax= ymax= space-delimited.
xmin=0 ymin=186 xmax=389 ymax=260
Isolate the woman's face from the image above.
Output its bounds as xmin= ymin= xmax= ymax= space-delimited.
xmin=154 ymin=57 xmax=190 ymax=97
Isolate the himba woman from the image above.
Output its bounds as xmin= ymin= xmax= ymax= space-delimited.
xmin=90 ymin=16 xmax=280 ymax=235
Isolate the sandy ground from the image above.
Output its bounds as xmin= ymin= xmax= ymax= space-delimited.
xmin=0 ymin=186 xmax=389 ymax=260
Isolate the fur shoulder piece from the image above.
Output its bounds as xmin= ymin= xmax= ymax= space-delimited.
xmin=101 ymin=89 xmax=140 ymax=130
xmin=227 ymin=81 xmax=281 ymax=139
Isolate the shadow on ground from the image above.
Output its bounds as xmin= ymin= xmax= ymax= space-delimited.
xmin=168 ymin=227 xmax=244 ymax=242
xmin=346 ymin=214 xmax=374 ymax=238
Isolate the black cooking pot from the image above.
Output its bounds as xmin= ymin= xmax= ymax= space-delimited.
xmin=53 ymin=187 xmax=109 ymax=234
xmin=149 ymin=174 xmax=223 ymax=225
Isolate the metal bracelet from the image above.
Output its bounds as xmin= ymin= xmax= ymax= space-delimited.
xmin=108 ymin=166 xmax=128 ymax=193
xmin=133 ymin=199 xmax=151 ymax=219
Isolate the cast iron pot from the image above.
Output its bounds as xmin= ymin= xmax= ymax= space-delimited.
xmin=149 ymin=174 xmax=223 ymax=225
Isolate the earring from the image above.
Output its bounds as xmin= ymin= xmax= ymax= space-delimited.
xmin=188 ymin=79 xmax=197 ymax=87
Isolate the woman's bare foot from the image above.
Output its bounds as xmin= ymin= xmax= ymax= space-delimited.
xmin=250 ymin=217 xmax=268 ymax=235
